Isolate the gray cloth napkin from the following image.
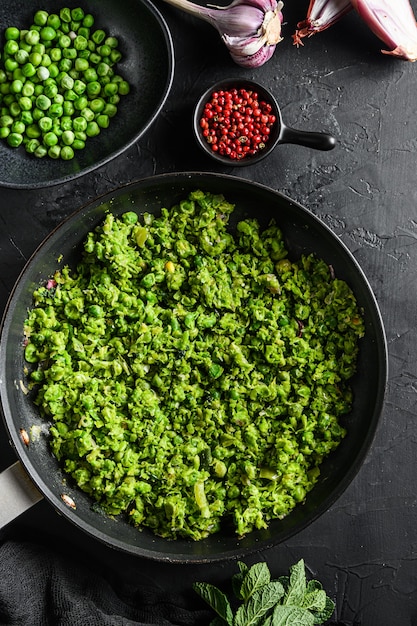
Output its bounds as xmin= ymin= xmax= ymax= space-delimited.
xmin=0 ymin=534 xmax=210 ymax=626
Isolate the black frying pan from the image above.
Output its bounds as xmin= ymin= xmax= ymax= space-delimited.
xmin=0 ymin=172 xmax=388 ymax=563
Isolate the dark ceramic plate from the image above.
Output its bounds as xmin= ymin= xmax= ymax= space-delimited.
xmin=0 ymin=172 xmax=388 ymax=563
xmin=0 ymin=0 xmax=174 ymax=189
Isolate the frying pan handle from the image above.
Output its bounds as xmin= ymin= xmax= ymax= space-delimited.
xmin=0 ymin=461 xmax=43 ymax=529
xmin=279 ymin=124 xmax=336 ymax=151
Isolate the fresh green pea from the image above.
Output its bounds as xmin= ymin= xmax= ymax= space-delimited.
xmin=118 ymin=81 xmax=130 ymax=96
xmin=32 ymin=108 xmax=44 ymax=121
xmin=7 ymin=132 xmax=23 ymax=147
xmin=77 ymin=27 xmax=90 ymax=40
xmin=74 ymin=95 xmax=88 ymax=110
xmin=33 ymin=11 xmax=49 ymax=27
xmin=73 ymin=116 xmax=87 ymax=132
xmin=25 ymin=138 xmax=41 ymax=153
xmin=22 ymin=82 xmax=35 ymax=97
xmin=40 ymin=26 xmax=56 ymax=42
xmin=58 ymin=34 xmax=71 ymax=49
xmin=32 ymin=42 xmax=46 ymax=55
xmin=73 ymin=79 xmax=86 ymax=95
xmin=38 ymin=116 xmax=53 ymax=132
xmin=62 ymin=129 xmax=75 ymax=145
xmin=47 ymin=14 xmax=61 ymax=30
xmin=103 ymin=103 xmax=117 ymax=118
xmin=29 ymin=51 xmax=43 ymax=66
xmin=48 ymin=144 xmax=61 ymax=158
xmin=0 ymin=127 xmax=10 ymax=139
xmin=41 ymin=54 xmax=52 ymax=67
xmin=34 ymin=144 xmax=48 ymax=158
xmin=59 ymin=8 xmax=72 ymax=23
xmin=44 ymin=82 xmax=58 ymax=99
xmin=60 ymin=73 xmax=74 ymax=90
xmin=63 ymin=47 xmax=77 ymax=60
xmin=36 ymin=94 xmax=51 ymax=110
xmin=10 ymin=79 xmax=24 ymax=94
xmin=4 ymin=58 xmax=19 ymax=73
xmin=0 ymin=115 xmax=14 ymax=127
xmin=86 ymin=80 xmax=101 ymax=97
xmin=18 ymin=96 xmax=32 ymax=111
xmin=90 ymin=98 xmax=105 ymax=113
xmin=5 ymin=26 xmax=20 ymax=40
xmin=49 ymin=47 xmax=62 ymax=62
xmin=11 ymin=120 xmax=25 ymax=134
xmin=75 ymin=57 xmax=89 ymax=72
xmin=74 ymin=130 xmax=86 ymax=141
xmin=109 ymin=49 xmax=122 ymax=64
xmin=60 ymin=116 xmax=73 ymax=131
xmin=48 ymin=63 xmax=59 ymax=78
xmin=83 ymin=68 xmax=98 ymax=82
xmin=85 ymin=120 xmax=100 ymax=137
xmin=72 ymin=138 xmax=85 ymax=150
xmin=96 ymin=113 xmax=109 ymax=128
xmin=37 ymin=66 xmax=50 ymax=81
xmin=4 ymin=40 xmax=19 ymax=55
xmin=61 ymin=96 xmax=73 ymax=114
xmin=44 ymin=131 xmax=58 ymax=146
xmin=74 ymin=35 xmax=88 ymax=51
xmin=15 ymin=49 xmax=30 ymax=65
xmin=80 ymin=107 xmax=94 ymax=122
xmin=103 ymin=82 xmax=118 ymax=97
xmin=25 ymin=123 xmax=41 ymax=138
xmin=92 ymin=29 xmax=106 ymax=45
xmin=97 ymin=44 xmax=111 ymax=58
xmin=49 ymin=103 xmax=63 ymax=118
xmin=105 ymin=36 xmax=119 ymax=49
xmin=82 ymin=14 xmax=95 ymax=28
xmin=0 ymin=84 xmax=11 ymax=95
xmin=61 ymin=145 xmax=74 ymax=160
xmin=22 ymin=62 xmax=36 ymax=78
xmin=58 ymin=58 xmax=72 ymax=72
xmin=25 ymin=30 xmax=40 ymax=46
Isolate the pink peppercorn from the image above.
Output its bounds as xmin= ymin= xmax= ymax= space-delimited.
xmin=200 ymin=88 xmax=276 ymax=160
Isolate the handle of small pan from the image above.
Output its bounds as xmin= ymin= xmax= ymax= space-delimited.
xmin=0 ymin=461 xmax=43 ymax=529
xmin=279 ymin=124 xmax=336 ymax=151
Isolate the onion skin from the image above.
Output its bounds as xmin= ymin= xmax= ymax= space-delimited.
xmin=293 ymin=0 xmax=353 ymax=46
xmin=350 ymin=0 xmax=417 ymax=61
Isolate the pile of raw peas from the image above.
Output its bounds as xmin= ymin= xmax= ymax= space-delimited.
xmin=0 ymin=7 xmax=130 ymax=160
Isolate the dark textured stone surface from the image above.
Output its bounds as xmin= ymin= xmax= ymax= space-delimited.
xmin=1 ymin=1 xmax=417 ymax=623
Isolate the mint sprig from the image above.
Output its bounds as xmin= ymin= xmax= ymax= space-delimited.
xmin=193 ymin=559 xmax=335 ymax=626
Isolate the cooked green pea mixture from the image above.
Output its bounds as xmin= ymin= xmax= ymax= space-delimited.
xmin=24 ymin=190 xmax=364 ymax=540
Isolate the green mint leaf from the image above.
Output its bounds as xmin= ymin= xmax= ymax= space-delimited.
xmin=193 ymin=582 xmax=234 ymax=626
xmin=309 ymin=595 xmax=335 ymax=624
xmin=300 ymin=589 xmax=327 ymax=612
xmin=234 ymin=580 xmax=284 ymax=626
xmin=232 ymin=562 xmax=250 ymax=600
xmin=282 ymin=559 xmax=307 ymax=607
xmin=272 ymin=605 xmax=316 ymax=626
xmin=239 ymin=561 xmax=271 ymax=602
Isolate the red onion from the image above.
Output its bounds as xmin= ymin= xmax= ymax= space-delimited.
xmin=293 ymin=0 xmax=352 ymax=46
xmin=350 ymin=0 xmax=417 ymax=61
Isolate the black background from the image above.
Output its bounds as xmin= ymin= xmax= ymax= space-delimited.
xmin=1 ymin=1 xmax=417 ymax=624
